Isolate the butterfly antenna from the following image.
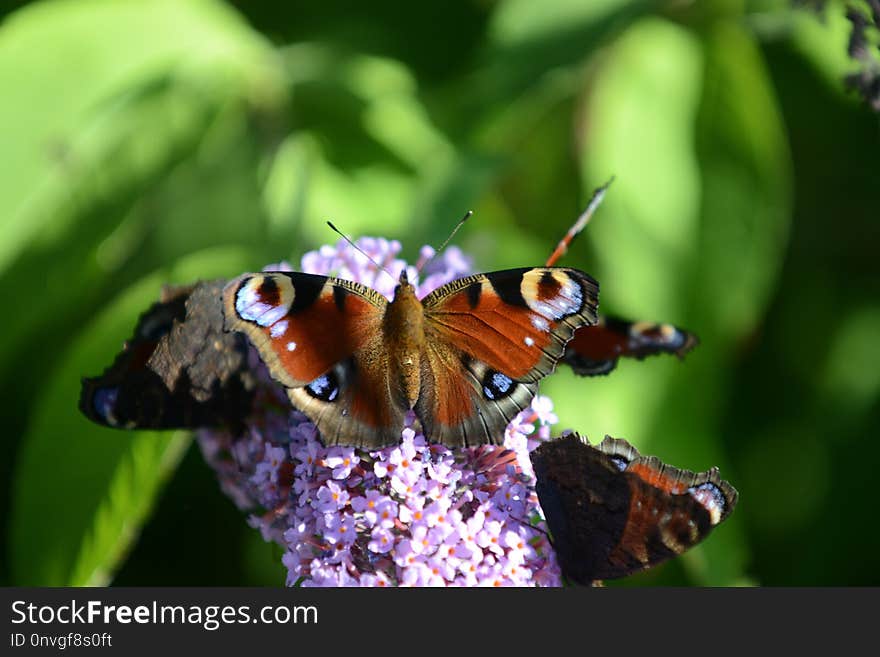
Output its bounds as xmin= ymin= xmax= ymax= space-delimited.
xmin=417 ymin=210 xmax=473 ymax=274
xmin=545 ymin=176 xmax=615 ymax=267
xmin=326 ymin=221 xmax=397 ymax=283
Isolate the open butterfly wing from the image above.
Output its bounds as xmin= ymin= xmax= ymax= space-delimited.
xmin=224 ymin=272 xmax=407 ymax=447
xmin=422 ymin=268 xmax=599 ymax=381
xmin=417 ymin=267 xmax=598 ymax=444
xmin=223 ymin=273 xmax=385 ymax=386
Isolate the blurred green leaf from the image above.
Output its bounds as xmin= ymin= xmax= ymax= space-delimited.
xmin=274 ymin=47 xmax=465 ymax=249
xmin=455 ymin=0 xmax=647 ymax=128
xmin=691 ymin=21 xmax=792 ymax=343
xmin=0 ymin=0 xmax=286 ymax=377
xmin=784 ymin=0 xmax=855 ymax=95
xmin=650 ymin=20 xmax=792 ymax=585
xmin=0 ymin=0 xmax=283 ymax=274
xmin=68 ymin=433 xmax=191 ymax=587
xmin=822 ymin=306 xmax=880 ymax=412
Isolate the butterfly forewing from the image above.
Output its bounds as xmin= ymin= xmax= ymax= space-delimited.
xmin=422 ymin=268 xmax=599 ymax=381
xmin=223 ymin=272 xmax=387 ymax=386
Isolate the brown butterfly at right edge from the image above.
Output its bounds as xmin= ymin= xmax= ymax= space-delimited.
xmin=531 ymin=433 xmax=738 ymax=586
xmin=551 ymin=179 xmax=699 ymax=376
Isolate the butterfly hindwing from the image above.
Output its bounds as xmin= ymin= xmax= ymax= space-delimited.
xmin=415 ymin=343 xmax=539 ymax=447
xmin=531 ymin=434 xmax=737 ymax=585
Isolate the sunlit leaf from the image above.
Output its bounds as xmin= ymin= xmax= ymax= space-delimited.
xmin=0 ymin=0 xmax=283 ymax=274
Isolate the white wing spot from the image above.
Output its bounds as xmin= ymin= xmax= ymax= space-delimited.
xmin=531 ymin=316 xmax=550 ymax=332
xmin=286 ymin=341 xmax=297 ymax=352
xmin=524 ymin=336 xmax=534 ymax=347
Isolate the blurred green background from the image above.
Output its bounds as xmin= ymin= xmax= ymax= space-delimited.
xmin=1 ymin=0 xmax=877 ymax=587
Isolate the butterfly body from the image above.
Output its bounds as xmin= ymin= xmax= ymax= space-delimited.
xmin=383 ymin=272 xmax=425 ymax=407
xmin=224 ymin=267 xmax=599 ymax=448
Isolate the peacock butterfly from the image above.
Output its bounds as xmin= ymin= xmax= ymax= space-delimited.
xmin=531 ymin=433 xmax=737 ymax=585
xmin=80 ymin=280 xmax=258 ymax=430
xmin=223 ymin=266 xmax=599 ymax=448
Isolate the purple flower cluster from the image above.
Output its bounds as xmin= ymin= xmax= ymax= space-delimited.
xmin=197 ymin=237 xmax=562 ymax=586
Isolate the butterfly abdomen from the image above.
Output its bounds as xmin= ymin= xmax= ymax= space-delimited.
xmin=384 ymin=280 xmax=426 ymax=407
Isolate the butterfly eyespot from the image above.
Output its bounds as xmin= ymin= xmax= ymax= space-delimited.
xmin=305 ymin=372 xmax=340 ymax=402
xmin=481 ymin=370 xmax=515 ymax=401
xmin=609 ymin=456 xmax=629 ymax=471
xmin=523 ymin=271 xmax=585 ymax=321
xmin=92 ymin=387 xmax=119 ymax=425
xmin=688 ymin=482 xmax=729 ymax=525
xmin=235 ymin=276 xmax=289 ymax=326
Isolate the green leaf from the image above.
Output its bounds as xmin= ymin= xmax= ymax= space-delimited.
xmin=784 ymin=1 xmax=856 ymax=97
xmin=451 ymin=0 xmax=647 ymax=131
xmin=0 ymin=0 xmax=283 ymax=275
xmin=68 ymin=434 xmax=191 ymax=587
xmin=10 ymin=247 xmax=253 ymax=585
xmin=691 ymin=21 xmax=793 ymax=343
xmin=666 ymin=21 xmax=791 ymax=585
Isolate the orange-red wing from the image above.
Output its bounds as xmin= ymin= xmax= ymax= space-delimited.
xmin=415 ymin=340 xmax=538 ymax=447
xmin=422 ymin=267 xmax=599 ymax=383
xmin=563 ymin=316 xmax=698 ymax=376
xmin=224 ymin=272 xmax=411 ymax=448
xmin=223 ymin=272 xmax=386 ymax=387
